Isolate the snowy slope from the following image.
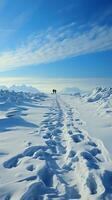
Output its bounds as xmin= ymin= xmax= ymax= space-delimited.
xmin=0 ymin=91 xmax=112 ymax=200
xmin=85 ymin=87 xmax=112 ymax=102
xmin=84 ymin=87 xmax=112 ymax=116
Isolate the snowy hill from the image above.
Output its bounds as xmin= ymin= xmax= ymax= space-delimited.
xmin=84 ymin=87 xmax=112 ymax=115
xmin=9 ymin=84 xmax=40 ymax=94
xmin=60 ymin=87 xmax=81 ymax=95
xmin=85 ymin=87 xmax=112 ymax=102
xmin=0 ymin=89 xmax=47 ymax=111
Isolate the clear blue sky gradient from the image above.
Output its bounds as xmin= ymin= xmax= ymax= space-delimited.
xmin=0 ymin=0 xmax=112 ymax=78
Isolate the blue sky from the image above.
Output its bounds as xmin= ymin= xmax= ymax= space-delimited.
xmin=0 ymin=0 xmax=112 ymax=80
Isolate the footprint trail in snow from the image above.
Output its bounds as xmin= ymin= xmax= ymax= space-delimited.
xmin=1 ymin=94 xmax=112 ymax=200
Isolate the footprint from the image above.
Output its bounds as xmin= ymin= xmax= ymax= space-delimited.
xmin=43 ymin=131 xmax=52 ymax=139
xmin=68 ymin=130 xmax=73 ymax=135
xmin=89 ymin=148 xmax=101 ymax=156
xmin=26 ymin=164 xmax=34 ymax=171
xmin=48 ymin=125 xmax=56 ymax=131
xmin=101 ymin=170 xmax=112 ymax=193
xmin=86 ymin=173 xmax=97 ymax=194
xmin=81 ymin=151 xmax=99 ymax=170
xmin=68 ymin=150 xmax=76 ymax=158
xmin=52 ymin=128 xmax=62 ymax=135
xmin=55 ymin=122 xmax=64 ymax=128
xmin=87 ymin=140 xmax=97 ymax=147
xmin=98 ymin=170 xmax=112 ymax=199
xmin=46 ymin=139 xmax=56 ymax=147
xmin=72 ymin=134 xmax=84 ymax=143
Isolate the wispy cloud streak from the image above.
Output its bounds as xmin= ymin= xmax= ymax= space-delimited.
xmin=0 ymin=23 xmax=112 ymax=71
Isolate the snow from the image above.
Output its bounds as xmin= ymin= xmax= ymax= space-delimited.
xmin=9 ymin=85 xmax=40 ymax=94
xmin=85 ymin=87 xmax=112 ymax=102
xmin=0 ymin=88 xmax=112 ymax=200
xmin=60 ymin=87 xmax=81 ymax=96
xmin=0 ymin=84 xmax=41 ymax=94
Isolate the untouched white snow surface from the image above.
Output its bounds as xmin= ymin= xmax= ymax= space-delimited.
xmin=0 ymin=90 xmax=112 ymax=200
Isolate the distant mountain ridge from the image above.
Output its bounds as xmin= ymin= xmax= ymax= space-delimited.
xmin=0 ymin=84 xmax=40 ymax=94
xmin=9 ymin=85 xmax=40 ymax=94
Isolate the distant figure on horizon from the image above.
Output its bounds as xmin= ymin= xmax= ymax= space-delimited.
xmin=52 ymin=89 xmax=57 ymax=94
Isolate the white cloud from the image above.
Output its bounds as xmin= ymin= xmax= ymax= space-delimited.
xmin=0 ymin=23 xmax=112 ymax=72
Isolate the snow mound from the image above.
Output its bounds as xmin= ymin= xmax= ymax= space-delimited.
xmin=60 ymin=87 xmax=81 ymax=96
xmin=0 ymin=89 xmax=46 ymax=110
xmin=84 ymin=87 xmax=112 ymax=115
xmin=9 ymin=84 xmax=40 ymax=94
xmin=86 ymin=87 xmax=112 ymax=102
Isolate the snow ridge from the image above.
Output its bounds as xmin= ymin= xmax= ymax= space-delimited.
xmin=84 ymin=87 xmax=112 ymax=115
xmin=86 ymin=87 xmax=112 ymax=102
